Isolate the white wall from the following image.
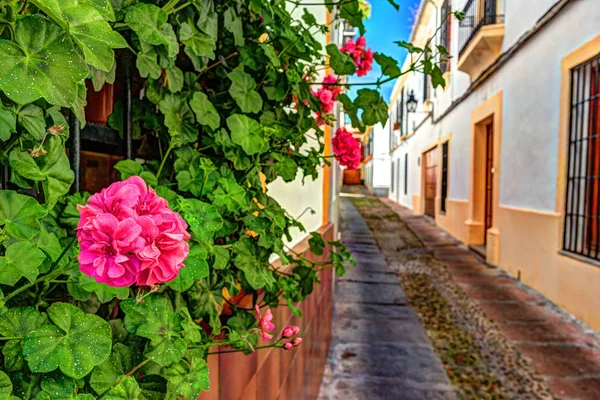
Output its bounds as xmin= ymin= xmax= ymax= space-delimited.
xmin=387 ymin=0 xmax=600 ymax=212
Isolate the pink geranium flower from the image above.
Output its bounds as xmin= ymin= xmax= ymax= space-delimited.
xmin=332 ymin=127 xmax=362 ymax=170
xmin=340 ymin=36 xmax=374 ymax=77
xmin=312 ymin=74 xmax=343 ymax=123
xmin=255 ymin=305 xmax=275 ymax=342
xmin=282 ymin=325 xmax=300 ymax=338
xmin=77 ymin=176 xmax=191 ymax=287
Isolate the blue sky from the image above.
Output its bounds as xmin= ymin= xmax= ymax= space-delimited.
xmin=348 ymin=0 xmax=421 ymax=102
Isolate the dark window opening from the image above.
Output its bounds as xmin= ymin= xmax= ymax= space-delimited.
xmin=441 ymin=141 xmax=449 ymax=213
xmin=563 ymin=53 xmax=600 ymax=262
xmin=404 ymin=153 xmax=408 ymax=195
xmin=440 ymin=0 xmax=452 ymax=72
xmin=391 ymin=161 xmax=395 ymax=193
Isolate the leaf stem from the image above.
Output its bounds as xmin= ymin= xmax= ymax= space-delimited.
xmin=0 ymin=336 xmax=23 ymax=341
xmin=207 ymin=343 xmax=282 ymax=355
xmin=99 ymin=357 xmax=153 ymax=399
xmin=2 ymin=237 xmax=78 ymax=304
xmin=156 ymin=142 xmax=175 ymax=178
xmin=200 ymin=52 xmax=239 ymax=75
xmin=171 ymin=1 xmax=192 ymax=14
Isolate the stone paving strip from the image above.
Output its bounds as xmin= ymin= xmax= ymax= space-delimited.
xmin=374 ymin=197 xmax=600 ymax=400
xmin=318 ymin=198 xmax=459 ymax=400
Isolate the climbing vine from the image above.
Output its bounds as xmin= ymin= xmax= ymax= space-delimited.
xmin=0 ymin=0 xmax=457 ymax=398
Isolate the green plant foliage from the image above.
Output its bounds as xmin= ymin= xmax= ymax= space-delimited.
xmin=0 ymin=0 xmax=447 ymax=396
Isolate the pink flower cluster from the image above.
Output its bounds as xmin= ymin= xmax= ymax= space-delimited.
xmin=281 ymin=325 xmax=302 ymax=350
xmin=255 ymin=305 xmax=275 ymax=342
xmin=77 ymin=176 xmax=191 ymax=287
xmin=313 ymin=74 xmax=344 ymax=126
xmin=340 ymin=36 xmax=374 ymax=77
xmin=332 ymin=127 xmax=362 ymax=170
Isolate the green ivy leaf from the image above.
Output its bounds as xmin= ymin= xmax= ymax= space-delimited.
xmin=212 ymin=246 xmax=230 ymax=270
xmin=0 ymin=241 xmax=45 ymax=286
xmin=136 ymin=44 xmax=161 ymax=80
xmin=81 ymin=0 xmax=116 ymax=20
xmin=90 ymin=343 xmax=138 ymax=395
xmin=190 ymin=91 xmax=220 ymax=131
xmin=354 ymin=88 xmax=389 ymax=127
xmin=17 ymin=104 xmax=46 ymax=140
xmin=211 ymin=177 xmax=247 ymax=213
xmin=0 ymin=307 xmax=47 ymax=371
xmin=40 ymin=373 xmax=79 ymax=399
xmin=228 ymin=70 xmax=263 ymax=114
xmin=0 ymin=15 xmax=88 ymax=106
xmin=226 ymin=114 xmax=264 ymax=155
xmin=125 ymin=4 xmax=177 ymax=57
xmin=166 ymin=66 xmax=184 ymax=93
xmin=31 ymin=0 xmax=128 ymax=72
xmin=180 ymin=21 xmax=216 ymax=59
xmin=0 ymin=104 xmax=16 ymax=141
xmin=233 ymin=236 xmax=274 ymax=290
xmin=326 ymin=44 xmax=356 ymax=75
xmin=272 ymin=153 xmax=298 ymax=182
xmin=167 ymin=243 xmax=209 ymax=292
xmin=178 ymin=198 xmax=223 ymax=241
xmin=9 ymin=136 xmax=75 ymax=209
xmin=158 ymin=95 xmax=197 ymax=145
xmin=223 ymin=8 xmax=244 ymax=47
xmin=78 ymin=272 xmax=130 ymax=303
xmin=104 ymin=377 xmax=141 ymax=400
xmin=340 ymin=0 xmax=366 ymax=36
xmin=0 ymin=191 xmax=46 ymax=240
xmin=374 ymin=53 xmax=402 ymax=78
xmin=23 ymin=302 xmax=112 ymax=379
xmin=308 ymin=232 xmax=325 ymax=256
xmin=165 ymin=357 xmax=209 ymax=399
xmin=337 ymin=93 xmax=365 ymax=132
xmin=113 ymin=160 xmax=143 ymax=179
xmin=121 ymin=295 xmax=186 ymax=367
xmin=430 ymin=64 xmax=446 ymax=89
xmin=260 ymin=44 xmax=280 ymax=67
xmin=0 ymin=371 xmax=12 ymax=400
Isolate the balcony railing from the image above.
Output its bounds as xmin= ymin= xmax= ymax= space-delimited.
xmin=458 ymin=0 xmax=504 ymax=56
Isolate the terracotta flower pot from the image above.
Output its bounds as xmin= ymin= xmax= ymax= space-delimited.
xmin=85 ymin=80 xmax=114 ymax=126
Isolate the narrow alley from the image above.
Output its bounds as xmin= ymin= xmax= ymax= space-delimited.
xmin=319 ymin=188 xmax=600 ymax=400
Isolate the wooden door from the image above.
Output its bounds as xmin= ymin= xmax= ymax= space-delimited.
xmin=424 ymin=147 xmax=438 ymax=217
xmin=484 ymin=123 xmax=494 ymax=244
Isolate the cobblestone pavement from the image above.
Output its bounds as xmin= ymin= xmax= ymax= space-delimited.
xmin=317 ymin=196 xmax=459 ymax=400
xmin=319 ymin=188 xmax=600 ymax=400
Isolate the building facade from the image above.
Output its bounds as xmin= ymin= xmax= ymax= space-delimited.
xmin=362 ymin=122 xmax=392 ymax=196
xmin=385 ymin=0 xmax=600 ymax=330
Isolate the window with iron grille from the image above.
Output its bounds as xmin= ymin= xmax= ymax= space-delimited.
xmin=391 ymin=161 xmax=395 ymax=193
xmin=440 ymin=0 xmax=452 ymax=72
xmin=404 ymin=153 xmax=408 ymax=195
xmin=423 ymin=73 xmax=430 ymax=101
xmin=441 ymin=141 xmax=449 ymax=213
xmin=563 ymin=53 xmax=600 ymax=262
xmin=397 ymin=90 xmax=404 ymax=137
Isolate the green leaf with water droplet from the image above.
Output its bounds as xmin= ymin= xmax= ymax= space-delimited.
xmin=121 ymin=295 xmax=186 ymax=367
xmin=180 ymin=21 xmax=216 ymax=59
xmin=104 ymin=376 xmax=142 ymax=400
xmin=233 ymin=236 xmax=274 ymax=290
xmin=0 ymin=241 xmax=46 ymax=286
xmin=210 ymin=177 xmax=248 ymax=213
xmin=165 ymin=357 xmax=209 ymax=399
xmin=31 ymin=0 xmax=127 ymax=72
xmin=17 ymin=104 xmax=46 ymax=140
xmin=178 ymin=198 xmax=223 ymax=241
xmin=0 ymin=307 xmax=47 ymax=371
xmin=223 ymin=8 xmax=244 ymax=47
xmin=0 ymin=104 xmax=16 ymax=142
xmin=0 ymin=371 xmax=12 ymax=400
xmin=167 ymin=243 xmax=209 ymax=292
xmin=23 ymin=302 xmax=112 ymax=379
xmin=90 ymin=343 xmax=139 ymax=395
xmin=125 ymin=3 xmax=177 ymax=57
xmin=0 ymin=15 xmax=88 ymax=106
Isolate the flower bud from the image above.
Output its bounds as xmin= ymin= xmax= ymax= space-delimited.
xmin=291 ymin=326 xmax=300 ymax=335
xmin=283 ymin=342 xmax=293 ymax=350
xmin=292 ymin=337 xmax=303 ymax=347
xmin=282 ymin=326 xmax=294 ymax=338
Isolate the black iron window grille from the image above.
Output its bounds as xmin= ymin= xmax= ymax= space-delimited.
xmin=391 ymin=161 xmax=395 ymax=193
xmin=440 ymin=0 xmax=452 ymax=72
xmin=441 ymin=141 xmax=449 ymax=213
xmin=398 ymin=89 xmax=404 ymax=136
xmin=404 ymin=153 xmax=408 ymax=195
xmin=563 ymin=53 xmax=600 ymax=262
xmin=423 ymin=73 xmax=430 ymax=102
xmin=458 ymin=0 xmax=504 ymax=56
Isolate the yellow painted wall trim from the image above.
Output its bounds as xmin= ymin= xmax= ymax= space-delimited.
xmin=467 ymin=91 xmax=503 ymax=265
xmin=556 ymin=34 xmax=600 ymax=245
xmin=362 ymin=154 xmax=373 ymax=163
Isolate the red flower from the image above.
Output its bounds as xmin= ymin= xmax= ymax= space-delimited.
xmin=332 ymin=128 xmax=362 ymax=170
xmin=341 ymin=36 xmax=374 ymax=77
